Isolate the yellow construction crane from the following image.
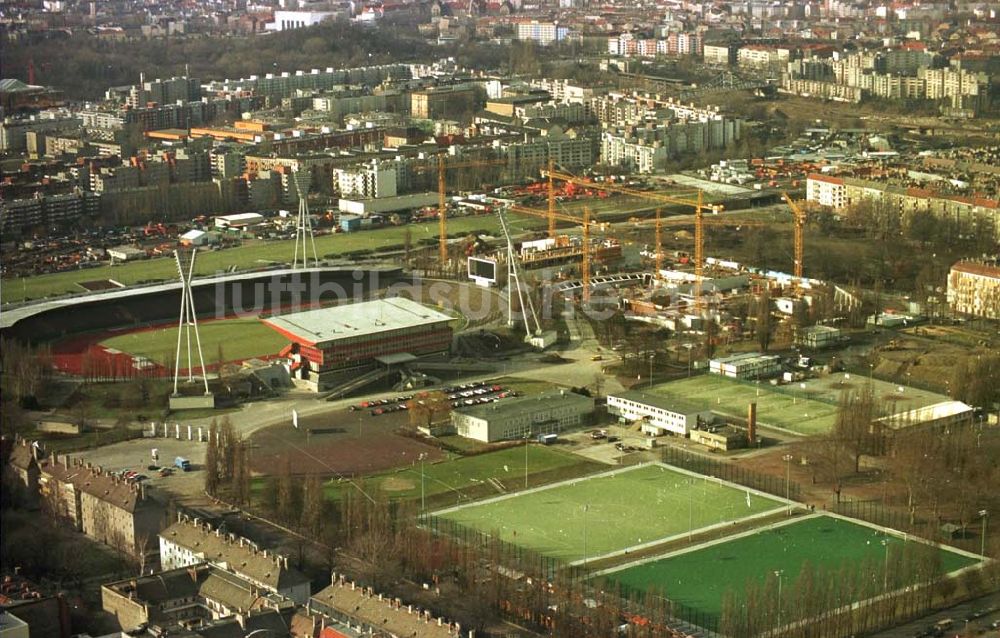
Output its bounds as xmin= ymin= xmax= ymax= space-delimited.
xmin=781 ymin=191 xmax=806 ymax=281
xmin=422 ymin=155 xmax=510 ymax=266
xmin=508 ymin=203 xmax=605 ymax=303
xmin=543 ymin=168 xmax=720 ymax=312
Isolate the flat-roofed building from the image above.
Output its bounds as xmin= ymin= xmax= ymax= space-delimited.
xmin=265 ymin=297 xmax=453 ymax=391
xmin=607 ymin=390 xmax=712 ymax=436
xmin=690 ymin=425 xmax=748 ymax=451
xmin=709 ymin=352 xmax=782 ymax=380
xmin=877 ymin=400 xmax=975 ymax=432
xmin=214 ymin=212 xmax=266 ymax=230
xmin=451 ymin=389 xmax=594 ymax=442
xmin=796 ymin=324 xmax=844 ymax=349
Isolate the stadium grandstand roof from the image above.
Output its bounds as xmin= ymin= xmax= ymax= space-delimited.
xmin=0 ymin=265 xmax=400 ymax=331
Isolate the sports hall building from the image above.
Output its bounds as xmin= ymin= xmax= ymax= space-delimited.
xmin=264 ymin=297 xmax=453 ymax=391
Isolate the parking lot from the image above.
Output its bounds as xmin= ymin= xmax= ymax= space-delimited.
xmin=70 ymin=436 xmax=208 ymax=504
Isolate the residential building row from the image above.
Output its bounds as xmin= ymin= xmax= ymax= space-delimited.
xmin=607 ymin=31 xmax=703 ymax=57
xmin=806 ymin=173 xmax=999 ymax=242
xmin=781 ymin=54 xmax=990 ymax=114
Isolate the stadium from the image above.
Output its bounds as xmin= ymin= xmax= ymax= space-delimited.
xmin=0 ymin=266 xmax=409 ymax=378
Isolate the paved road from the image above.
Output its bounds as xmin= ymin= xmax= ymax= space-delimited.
xmin=867 ymin=591 xmax=1000 ymax=638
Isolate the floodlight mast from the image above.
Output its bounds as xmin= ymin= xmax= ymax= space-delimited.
xmin=292 ymin=170 xmax=318 ymax=269
xmin=496 ymin=206 xmax=542 ymax=341
xmin=172 ymin=249 xmax=210 ymax=396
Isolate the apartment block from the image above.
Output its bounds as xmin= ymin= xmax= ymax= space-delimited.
xmin=805 ymin=173 xmax=999 ymax=241
xmin=335 ymin=159 xmax=398 ymax=199
xmin=703 ymin=44 xmax=736 ymax=66
xmin=38 ymin=455 xmax=164 ymax=557
xmin=159 ymin=516 xmax=311 ymax=603
xmin=496 ymin=135 xmax=596 ymax=175
xmin=126 ymin=75 xmax=201 ymax=108
xmin=410 ymin=84 xmax=480 ymax=119
xmin=947 ymin=261 xmax=1000 ymax=320
xmin=516 ymin=21 xmax=568 ymax=45
xmin=1 ymin=191 xmax=100 ymax=233
xmin=0 ymin=114 xmax=80 ymax=152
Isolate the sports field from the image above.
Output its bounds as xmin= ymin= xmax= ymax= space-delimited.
xmin=433 ymin=464 xmax=786 ymax=563
xmin=327 ymin=445 xmax=598 ymax=501
xmin=652 ymin=375 xmax=839 ymax=435
xmin=603 ymin=515 xmax=980 ymax=618
xmin=100 ymin=318 xmax=287 ymax=365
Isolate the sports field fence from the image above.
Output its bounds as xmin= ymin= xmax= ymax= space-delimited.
xmin=660 ymin=446 xmax=802 ymax=502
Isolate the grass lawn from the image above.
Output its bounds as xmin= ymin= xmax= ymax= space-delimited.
xmin=495 ymin=377 xmax=561 ymax=396
xmin=4 ymin=214 xmax=543 ymax=303
xmin=434 ymin=464 xmax=785 ymax=563
xmin=100 ymin=318 xmax=287 ymax=365
xmin=324 ymin=444 xmax=597 ymax=502
xmin=652 ymin=375 xmax=839 ymax=435
xmin=604 ymin=515 xmax=980 ymax=620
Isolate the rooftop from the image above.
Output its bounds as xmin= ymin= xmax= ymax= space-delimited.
xmin=311 ymin=577 xmax=459 ymax=638
xmin=103 ymin=563 xmax=291 ymax=617
xmin=453 ymin=389 xmax=594 ymax=421
xmin=609 ymin=390 xmax=707 ymax=416
xmin=711 ymin=352 xmax=781 ymax=365
xmin=160 ymin=518 xmax=309 ymax=592
xmin=879 ymin=400 xmax=975 ymax=430
xmin=40 ymin=455 xmax=150 ymax=512
xmin=264 ymin=297 xmax=453 ymax=346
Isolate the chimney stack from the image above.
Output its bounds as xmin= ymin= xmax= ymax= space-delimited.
xmin=747 ymin=402 xmax=757 ymax=445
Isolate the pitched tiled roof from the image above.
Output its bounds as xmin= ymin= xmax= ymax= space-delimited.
xmin=160 ymin=520 xmax=309 ymax=592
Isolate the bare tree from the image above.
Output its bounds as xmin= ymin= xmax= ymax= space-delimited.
xmin=833 ymin=387 xmax=880 ymax=473
xmin=301 ymin=474 xmax=325 ymax=536
xmin=204 ymin=420 xmax=219 ymax=496
xmin=810 ymin=434 xmax=850 ymax=502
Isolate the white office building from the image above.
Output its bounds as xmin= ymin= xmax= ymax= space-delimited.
xmin=607 ymin=391 xmax=712 ymax=436
xmin=451 ymin=390 xmax=594 ymax=442
xmin=709 ymin=353 xmax=782 ymax=380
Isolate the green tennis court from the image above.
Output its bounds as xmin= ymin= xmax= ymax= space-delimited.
xmin=652 ymin=375 xmax=839 ymax=435
xmin=433 ymin=463 xmax=785 ymax=563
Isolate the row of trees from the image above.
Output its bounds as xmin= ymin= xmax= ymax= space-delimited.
xmin=203 ymin=417 xmax=250 ymax=505
xmin=4 ymin=23 xmax=436 ymax=100
xmin=0 ymin=338 xmax=53 ymax=408
xmin=719 ymin=543 xmax=952 ymax=638
xmin=803 ymin=383 xmax=999 ymax=539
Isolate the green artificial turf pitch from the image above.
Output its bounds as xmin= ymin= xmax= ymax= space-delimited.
xmin=652 ymin=375 xmax=839 ymax=435
xmin=604 ymin=515 xmax=979 ymax=619
xmin=433 ymin=463 xmax=785 ymax=563
xmin=100 ymin=318 xmax=287 ymax=365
